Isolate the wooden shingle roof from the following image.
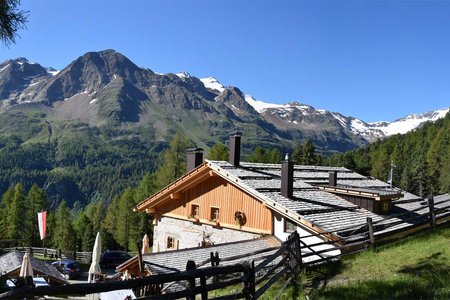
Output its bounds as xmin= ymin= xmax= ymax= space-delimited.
xmin=0 ymin=251 xmax=67 ymax=285
xmin=206 ymin=161 xmax=450 ymax=239
xmin=142 ymin=236 xmax=281 ymax=292
xmin=135 ymin=160 xmax=450 ymax=241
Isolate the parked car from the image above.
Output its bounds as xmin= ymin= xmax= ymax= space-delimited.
xmin=52 ymin=259 xmax=81 ymax=280
xmin=100 ymin=250 xmax=132 ymax=268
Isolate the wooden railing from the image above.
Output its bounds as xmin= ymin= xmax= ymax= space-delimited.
xmin=0 ymin=247 xmax=93 ymax=264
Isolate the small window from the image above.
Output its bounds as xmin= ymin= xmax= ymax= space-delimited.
xmin=284 ymin=219 xmax=297 ymax=233
xmin=167 ymin=236 xmax=176 ymax=249
xmin=382 ymin=202 xmax=389 ymax=212
xmin=191 ymin=204 xmax=200 ymax=217
xmin=210 ymin=207 xmax=220 ymax=221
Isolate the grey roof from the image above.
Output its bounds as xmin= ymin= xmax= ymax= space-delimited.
xmin=142 ymin=236 xmax=281 ymax=292
xmin=207 ymin=161 xmax=450 ymax=239
xmin=0 ymin=251 xmax=67 ymax=284
xmin=143 ymin=236 xmax=280 ymax=273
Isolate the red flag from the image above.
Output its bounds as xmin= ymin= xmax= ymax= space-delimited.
xmin=37 ymin=211 xmax=47 ymax=240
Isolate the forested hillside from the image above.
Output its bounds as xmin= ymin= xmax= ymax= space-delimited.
xmin=327 ymin=112 xmax=450 ymax=196
xmin=0 ymin=110 xmax=164 ymax=208
xmin=0 ymin=134 xmax=199 ymax=252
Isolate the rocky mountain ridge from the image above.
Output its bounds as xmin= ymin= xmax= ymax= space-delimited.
xmin=0 ymin=50 xmax=448 ymax=153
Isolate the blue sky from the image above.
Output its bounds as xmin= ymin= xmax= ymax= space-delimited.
xmin=2 ymin=0 xmax=450 ymax=122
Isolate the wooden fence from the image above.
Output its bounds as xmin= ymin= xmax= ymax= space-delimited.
xmin=0 ymin=247 xmax=93 ymax=263
xmin=1 ymin=196 xmax=449 ymax=299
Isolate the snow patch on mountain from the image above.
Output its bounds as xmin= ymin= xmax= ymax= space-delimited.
xmin=244 ymin=94 xmax=284 ymax=113
xmin=176 ymin=72 xmax=192 ymax=79
xmin=369 ymin=108 xmax=450 ymax=135
xmin=200 ymin=77 xmax=225 ymax=93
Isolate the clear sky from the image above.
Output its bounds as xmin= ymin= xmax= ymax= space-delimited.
xmin=1 ymin=0 xmax=450 ymax=122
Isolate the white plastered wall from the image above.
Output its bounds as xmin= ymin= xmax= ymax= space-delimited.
xmin=273 ymin=212 xmax=341 ymax=263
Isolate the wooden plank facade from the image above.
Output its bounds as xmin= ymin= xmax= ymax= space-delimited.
xmin=136 ymin=164 xmax=273 ymax=235
xmin=161 ymin=175 xmax=273 ymax=234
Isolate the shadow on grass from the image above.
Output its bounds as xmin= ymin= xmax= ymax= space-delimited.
xmin=311 ymin=251 xmax=450 ymax=300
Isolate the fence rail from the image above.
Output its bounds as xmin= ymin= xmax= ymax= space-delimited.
xmin=0 ymin=247 xmax=92 ymax=263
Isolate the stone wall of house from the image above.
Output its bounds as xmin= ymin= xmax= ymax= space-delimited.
xmin=153 ymin=216 xmax=261 ymax=252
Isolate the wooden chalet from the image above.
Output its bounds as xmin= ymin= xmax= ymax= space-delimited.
xmin=135 ymin=133 xmax=450 ymax=257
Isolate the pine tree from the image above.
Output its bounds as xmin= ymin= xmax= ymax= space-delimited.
xmin=248 ymin=147 xmax=267 ymax=163
xmin=115 ymin=188 xmax=140 ymax=251
xmin=155 ymin=133 xmax=190 ymax=189
xmin=0 ymin=186 xmax=14 ymax=240
xmin=292 ymin=143 xmax=304 ymax=164
xmin=7 ymin=184 xmax=29 ymax=245
xmin=27 ymin=184 xmax=47 ymax=246
xmin=102 ymin=196 xmax=121 ymax=250
xmin=303 ymin=140 xmax=318 ymax=165
xmin=267 ymin=149 xmax=282 ymax=163
xmin=74 ymin=213 xmax=94 ymax=251
xmin=207 ymin=143 xmax=228 ymax=161
xmin=134 ymin=173 xmax=157 ymax=241
xmin=0 ymin=0 xmax=28 ymax=46
xmin=52 ymin=201 xmax=76 ymax=251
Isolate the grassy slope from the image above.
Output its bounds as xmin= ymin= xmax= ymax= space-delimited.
xmin=301 ymin=225 xmax=450 ymax=300
xmin=248 ymin=225 xmax=450 ymax=299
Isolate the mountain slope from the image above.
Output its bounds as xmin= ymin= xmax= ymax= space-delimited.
xmin=0 ymin=49 xmax=448 ymax=206
xmin=0 ymin=50 xmax=372 ymax=153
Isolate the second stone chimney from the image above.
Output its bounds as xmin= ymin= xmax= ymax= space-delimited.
xmin=186 ymin=148 xmax=204 ymax=173
xmin=281 ymin=154 xmax=294 ymax=198
xmin=229 ymin=132 xmax=242 ymax=167
xmin=329 ymin=171 xmax=337 ymax=187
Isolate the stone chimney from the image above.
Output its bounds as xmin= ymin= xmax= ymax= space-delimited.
xmin=329 ymin=171 xmax=337 ymax=187
xmin=281 ymin=153 xmax=294 ymax=198
xmin=229 ymin=132 xmax=242 ymax=167
xmin=186 ymin=148 xmax=204 ymax=173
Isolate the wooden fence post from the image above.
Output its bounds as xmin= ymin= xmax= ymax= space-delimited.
xmin=186 ymin=260 xmax=196 ymax=300
xmin=294 ymin=231 xmax=302 ymax=271
xmin=428 ymin=195 xmax=436 ymax=227
xmin=287 ymin=231 xmax=302 ymax=272
xmin=210 ymin=251 xmax=220 ymax=284
xmin=367 ymin=217 xmax=375 ymax=246
xmin=200 ymin=274 xmax=207 ymax=300
xmin=242 ymin=261 xmax=255 ymax=299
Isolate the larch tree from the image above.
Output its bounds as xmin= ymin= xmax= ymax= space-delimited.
xmin=302 ymin=140 xmax=318 ymax=165
xmin=0 ymin=186 xmax=14 ymax=240
xmin=7 ymin=184 xmax=28 ymax=245
xmin=52 ymin=201 xmax=76 ymax=251
xmin=27 ymin=184 xmax=47 ymax=246
xmin=115 ymin=188 xmax=139 ymax=251
xmin=292 ymin=143 xmax=304 ymax=164
xmin=155 ymin=133 xmax=190 ymax=189
xmin=207 ymin=143 xmax=228 ymax=161
xmin=0 ymin=0 xmax=28 ymax=46
xmin=248 ymin=146 xmax=267 ymax=163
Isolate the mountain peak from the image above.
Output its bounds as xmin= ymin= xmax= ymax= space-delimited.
xmin=176 ymin=72 xmax=192 ymax=79
xmin=200 ymin=77 xmax=225 ymax=93
xmin=15 ymin=57 xmax=29 ymax=64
